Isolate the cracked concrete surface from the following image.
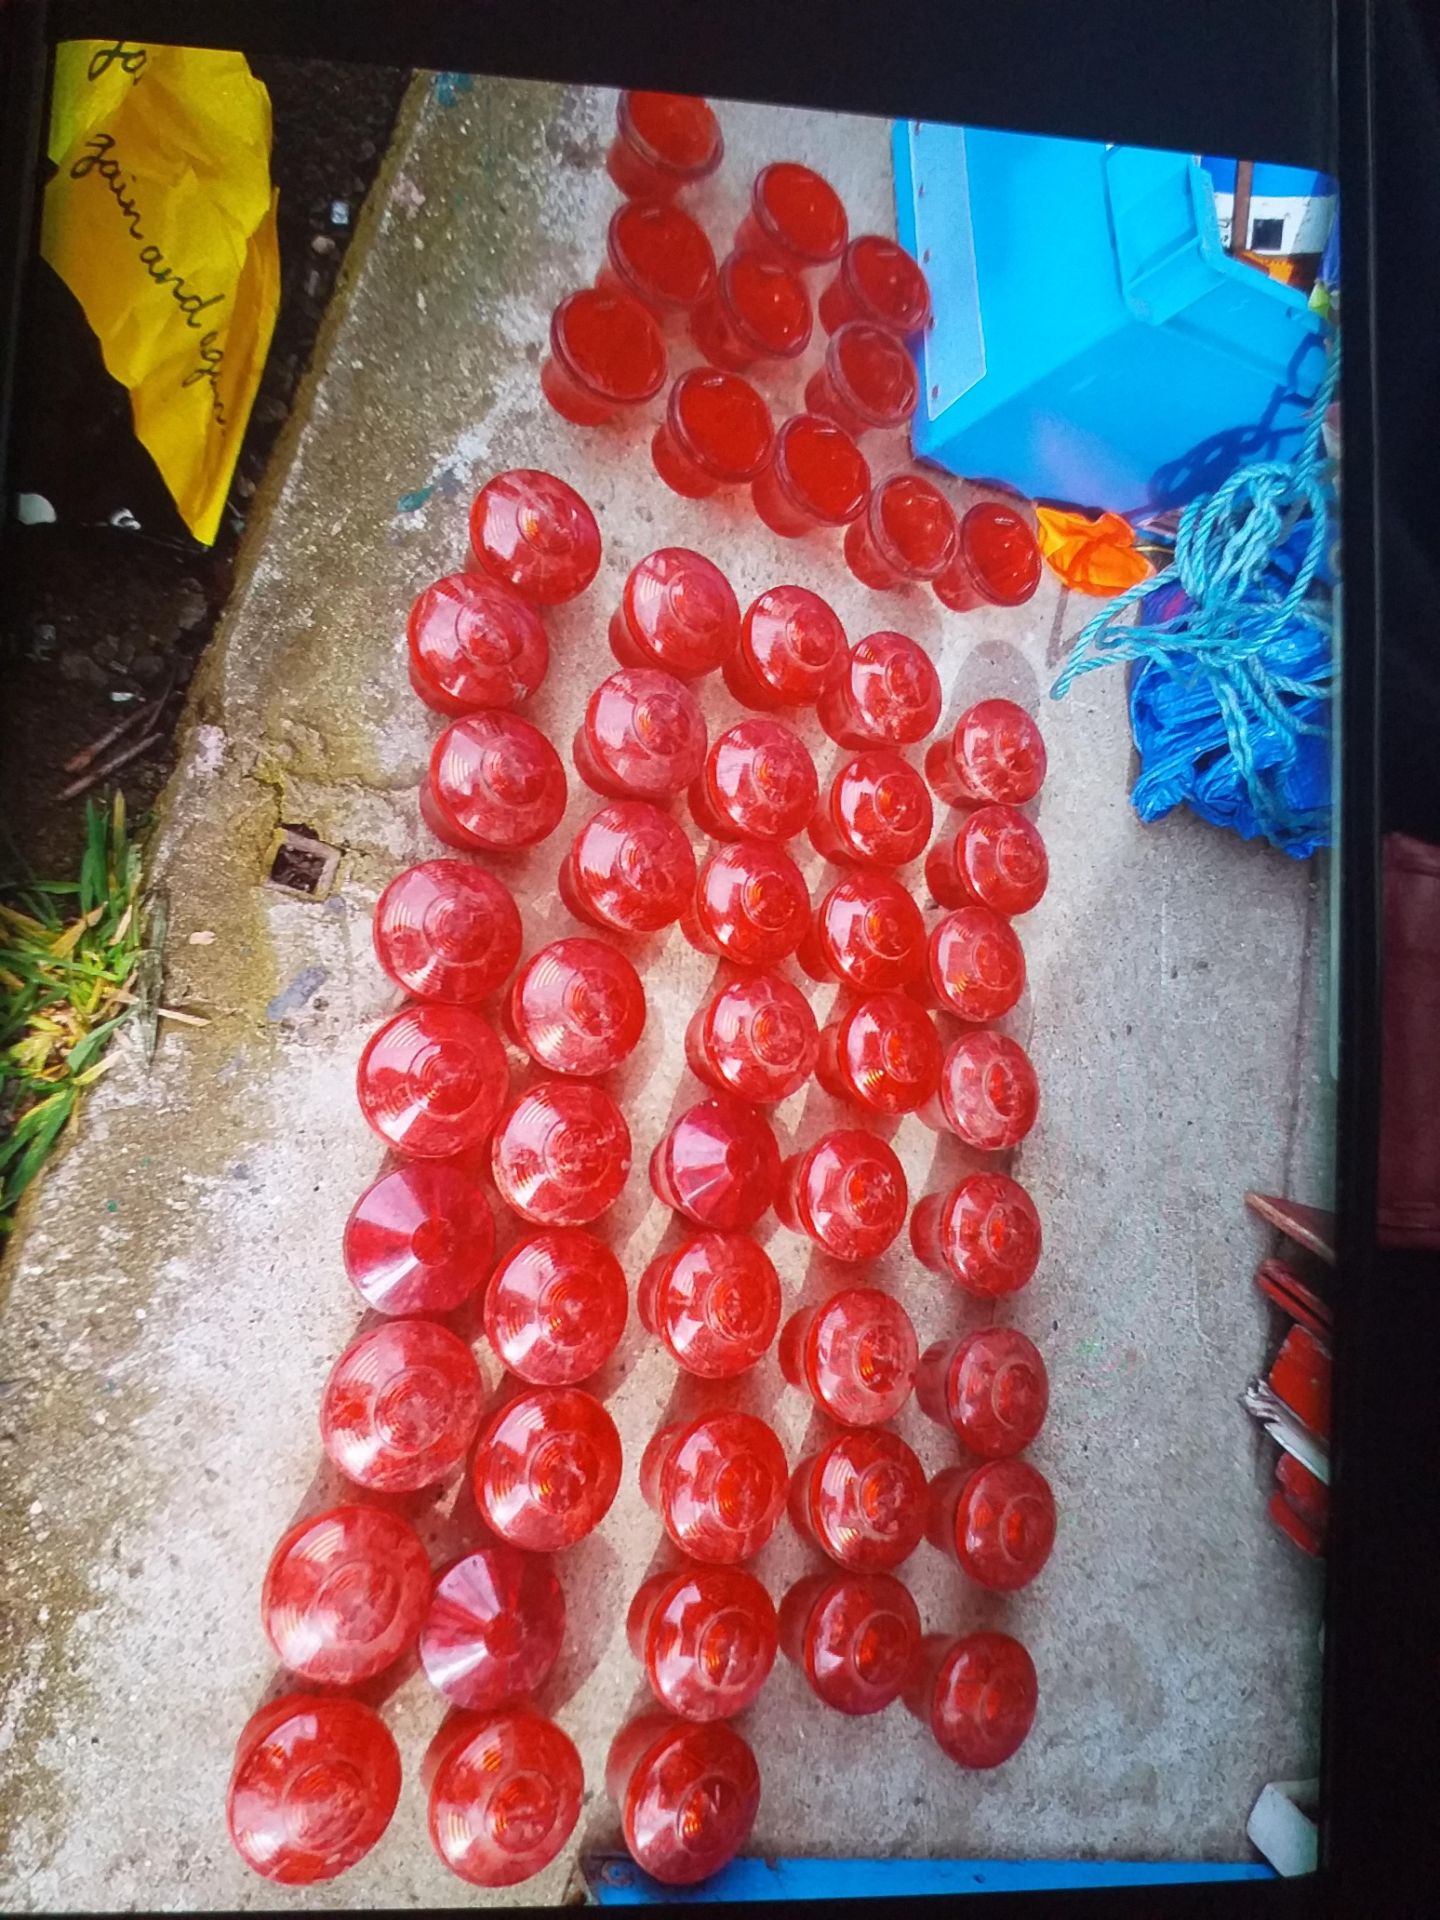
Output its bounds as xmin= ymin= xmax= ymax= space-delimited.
xmin=0 ymin=76 xmax=1327 ymax=1908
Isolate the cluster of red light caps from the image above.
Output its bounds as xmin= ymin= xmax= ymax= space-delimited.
xmin=226 ymin=90 xmax=1054 ymax=1895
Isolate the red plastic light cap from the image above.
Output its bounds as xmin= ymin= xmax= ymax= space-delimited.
xmin=426 ymin=1708 xmax=582 ymax=1888
xmin=927 ymin=905 xmax=1027 ymax=1023
xmin=425 ymin=712 xmax=567 ymax=853
xmin=917 ymin=1327 xmax=1049 ymax=1459
xmin=407 ymin=573 xmax=548 ymax=716
xmin=911 ymin=1172 xmax=1043 ymax=1297
xmin=752 ymin=413 xmax=870 ymax=539
xmin=357 ymin=1003 xmax=509 ymax=1159
xmin=473 ymin=1385 xmax=621 ymax=1550
xmin=931 ymin=1030 xmax=1040 ymax=1152
xmin=805 ymin=322 xmax=919 ymax=438
xmin=652 ymin=368 xmax=774 ymax=500
xmin=575 ymin=669 xmax=707 ymax=803
xmin=905 ymin=1631 xmax=1038 ymax=1768
xmin=607 ymin=1715 xmax=760 ymax=1887
xmin=468 ymin=469 xmax=601 ymax=606
xmin=777 ymin=1130 xmax=909 ymax=1262
xmin=638 ymin=1231 xmax=781 ymax=1378
xmin=628 ymin=1565 xmax=778 ymax=1720
xmin=374 ymin=861 xmax=522 ymax=1004
xmin=738 ymin=162 xmax=848 ymax=271
xmin=608 ymin=90 xmax=723 ymax=201
xmin=689 ymin=718 xmax=818 ymax=843
xmin=686 ymin=840 xmax=810 ymax=966
xmin=484 ymin=1228 xmax=628 ymax=1385
xmin=690 ymin=249 xmax=812 ymax=373
xmin=817 ymin=990 xmax=942 ymax=1115
xmin=228 ymin=1695 xmax=400 ymax=1884
xmin=542 ymin=286 xmax=667 ymax=427
xmin=684 ymin=971 xmax=819 ymax=1105
xmin=927 ymin=1459 xmax=1057 ymax=1591
xmin=491 ymin=1079 xmax=631 ymax=1225
xmin=845 ymin=474 xmax=957 ymax=591
xmin=420 ymin=1547 xmax=565 ymax=1710
xmin=344 ymin=1160 xmax=494 ymax=1316
xmin=927 ymin=804 xmax=1049 ymax=916
xmin=789 ymin=1428 xmax=927 ymax=1571
xmin=649 ymin=1096 xmax=781 ymax=1231
xmin=799 ymin=871 xmax=927 ymax=990
xmin=779 ymin=1286 xmax=917 ymax=1424
xmin=641 ymin=1411 xmax=789 ymax=1563
xmin=817 ymin=631 xmax=942 ymax=750
xmin=934 ymin=503 xmax=1042 ymax=613
xmin=778 ymin=1572 xmax=921 ymax=1716
xmin=559 ymin=802 xmax=697 ymax=935
xmin=610 ymin=549 xmax=740 ymax=681
xmin=261 ymin=1504 xmax=432 ymax=1686
xmin=603 ymin=200 xmax=716 ymax=315
xmin=819 ymin=234 xmax=932 ymax=337
xmin=809 ymin=750 xmax=934 ymax=870
xmin=320 ymin=1318 xmax=485 ymax=1493
xmin=724 ymin=584 xmax=847 ymax=710
xmin=927 ymin=698 xmax=1048 ymax=808
xmin=506 ymin=937 xmax=646 ymax=1077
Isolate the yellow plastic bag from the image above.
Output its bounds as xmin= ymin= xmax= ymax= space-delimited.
xmin=41 ymin=41 xmax=280 ymax=546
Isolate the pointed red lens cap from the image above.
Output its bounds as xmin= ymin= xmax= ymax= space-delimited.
xmin=649 ymin=1096 xmax=781 ymax=1231
xmin=343 ymin=1160 xmax=494 ymax=1316
xmin=419 ymin=1547 xmax=565 ymax=1710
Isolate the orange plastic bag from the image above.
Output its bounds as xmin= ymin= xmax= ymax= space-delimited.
xmin=1035 ymin=506 xmax=1154 ymax=597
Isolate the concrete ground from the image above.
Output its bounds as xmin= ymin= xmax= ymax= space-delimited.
xmin=0 ymin=75 xmax=1327 ymax=1910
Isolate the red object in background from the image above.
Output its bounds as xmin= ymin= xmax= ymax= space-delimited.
xmin=789 ymin=1428 xmax=927 ymax=1570
xmin=357 ymin=1003 xmax=509 ymax=1159
xmin=490 ymin=1079 xmax=631 ymax=1225
xmin=472 ymin=1385 xmax=621 ymax=1550
xmin=779 ymin=1286 xmax=918 ymax=1423
xmin=638 ymin=1231 xmax=781 ymax=1378
xmin=628 ymin=1565 xmax=778 ymax=1720
xmin=425 ymin=1708 xmax=583 ymax=1888
xmin=724 ymin=584 xmax=848 ymax=710
xmin=1275 ymin=1450 xmax=1329 ymax=1539
xmin=809 ymin=749 xmax=933 ymax=870
xmin=737 ymin=162 xmax=848 ymax=271
xmin=845 ymin=474 xmax=958 ymax=590
xmin=690 ymin=250 xmax=812 ymax=373
xmin=425 ymin=712 xmax=568 ymax=853
xmin=752 ymin=413 xmax=870 ymax=538
xmin=541 ymin=288 xmax=667 ymax=426
xmin=819 ymin=235 xmax=932 ymax=337
xmin=344 ymin=1161 xmax=494 ymax=1316
xmin=927 ymin=905 xmax=1027 ymax=1023
xmin=927 ymin=805 xmax=1049 ymax=917
xmin=905 ymin=1631 xmax=1039 ymax=1769
xmin=374 ymin=862 xmax=522 ymax=1004
xmin=926 ymin=698 xmax=1048 ymax=808
xmin=407 ymin=573 xmax=548 ymax=716
xmin=686 ymin=840 xmax=811 ymax=966
xmin=606 ymin=1714 xmax=760 ymax=1886
xmin=505 ymin=937 xmax=646 ymax=1077
xmin=652 ymin=368 xmax=775 ymax=499
xmin=799 ymin=871 xmax=927 ymax=991
xmin=601 ymin=200 xmax=717 ymax=317
xmin=261 ymin=1504 xmax=432 ymax=1686
xmin=1269 ymin=1324 xmax=1332 ymax=1437
xmin=320 ymin=1318 xmax=485 ymax=1493
xmin=911 ymin=1172 xmax=1043 ymax=1297
xmin=817 ymin=631 xmax=942 ymax=749
xmin=559 ymin=802 xmax=697 ymax=935
xmin=917 ymin=1328 xmax=1050 ymax=1458
xmin=484 ymin=1228 xmax=628 ymax=1385
xmin=806 ymin=322 xmax=920 ymax=438
xmin=778 ymin=1571 xmax=921 ymax=1716
xmin=607 ymin=90 xmax=724 ymax=202
xmin=689 ymin=719 xmax=818 ymax=842
xmin=574 ymin=669 xmax=707 ymax=803
xmin=641 ymin=1411 xmax=789 ymax=1563
xmin=817 ymin=990 xmax=942 ymax=1115
xmin=777 ymin=1130 xmax=909 ymax=1262
xmin=468 ymin=469 xmax=601 ymax=606
xmin=934 ymin=503 xmax=1043 ymax=613
xmin=228 ymin=1695 xmax=401 ymax=1885
xmin=610 ymin=549 xmax=740 ymax=681
xmin=649 ymin=1095 xmax=782 ymax=1231
xmin=927 ymin=1460 xmax=1057 ymax=1592
xmin=1268 ymin=1489 xmax=1325 ymax=1558
xmin=685 ymin=971 xmax=819 ymax=1104
xmin=419 ymin=1547 xmax=566 ymax=1710
xmin=929 ymin=1029 xmax=1040 ymax=1152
